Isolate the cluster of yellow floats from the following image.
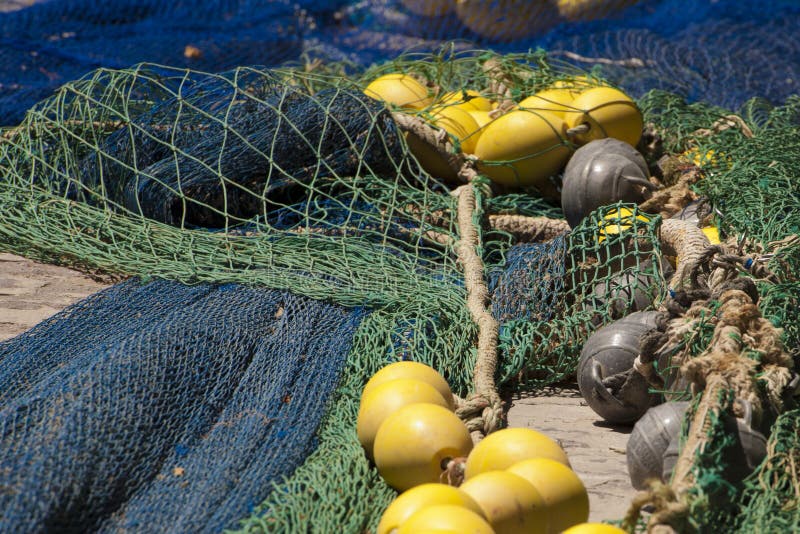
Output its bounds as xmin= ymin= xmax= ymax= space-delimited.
xmin=363 ymin=72 xmax=643 ymax=196
xmin=399 ymin=1 xmax=642 ymax=40
xmin=358 ymin=362 xmax=626 ymax=533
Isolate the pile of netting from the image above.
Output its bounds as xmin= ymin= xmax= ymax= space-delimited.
xmin=0 ymin=47 xmax=797 ymax=533
xmin=3 ymin=0 xmax=800 ymax=125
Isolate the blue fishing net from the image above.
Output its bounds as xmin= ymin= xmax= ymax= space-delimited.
xmin=2 ymin=0 xmax=800 ymax=125
xmin=0 ymin=278 xmax=363 ymax=532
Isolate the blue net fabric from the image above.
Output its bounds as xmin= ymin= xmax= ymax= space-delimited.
xmin=2 ymin=0 xmax=800 ymax=124
xmin=489 ymin=238 xmax=568 ymax=324
xmin=0 ymin=278 xmax=363 ymax=533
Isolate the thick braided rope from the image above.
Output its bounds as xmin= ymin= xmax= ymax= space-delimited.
xmin=626 ymin=271 xmax=792 ymax=532
xmin=452 ymin=172 xmax=504 ymax=443
xmin=659 ymin=218 xmax=711 ymax=291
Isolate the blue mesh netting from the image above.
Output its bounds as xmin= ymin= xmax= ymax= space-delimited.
xmin=0 ymin=278 xmax=363 ymax=532
xmin=489 ymin=238 xmax=568 ymax=324
xmin=3 ymin=0 xmax=800 ymax=124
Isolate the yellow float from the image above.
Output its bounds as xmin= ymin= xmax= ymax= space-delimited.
xmin=562 ymin=523 xmax=627 ymax=534
xmin=373 ymin=403 xmax=473 ymax=491
xmin=397 ymin=504 xmax=495 ymax=534
xmin=508 ymin=458 xmax=590 ymax=533
xmin=364 ymin=73 xmax=433 ymax=110
xmin=464 ymin=427 xmax=570 ymax=479
xmin=428 ymin=105 xmax=482 ymax=154
xmin=377 ymin=483 xmax=486 ymax=534
xmin=459 ymin=470 xmax=548 ymax=534
xmin=566 ymin=86 xmax=643 ymax=147
xmin=473 ymin=109 xmax=571 ymax=194
xmin=518 ymin=87 xmax=582 ymax=120
xmin=440 ymin=89 xmax=494 ymax=112
xmin=363 ymin=361 xmax=455 ymax=410
xmin=357 ymin=378 xmax=449 ymax=459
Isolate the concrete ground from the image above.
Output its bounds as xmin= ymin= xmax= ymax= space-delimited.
xmin=0 ymin=253 xmax=636 ymax=523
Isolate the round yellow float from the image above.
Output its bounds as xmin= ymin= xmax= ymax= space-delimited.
xmin=596 ymin=207 xmax=652 ymax=244
xmin=473 ymin=109 xmax=571 ymax=194
xmin=440 ymin=89 xmax=494 ymax=112
xmin=373 ymin=403 xmax=473 ymax=491
xmin=364 ymin=73 xmax=433 ymax=110
xmin=464 ymin=427 xmax=570 ymax=479
xmin=429 ymin=105 xmax=482 ymax=154
xmin=459 ymin=470 xmax=548 ymax=534
xmin=377 ymin=483 xmax=485 ymax=534
xmin=508 ymin=458 xmax=590 ymax=533
xmin=357 ymin=378 xmax=449 ymax=459
xmin=363 ymin=361 xmax=455 ymax=410
xmin=562 ymin=523 xmax=628 ymax=534
xmin=518 ymin=87 xmax=582 ymax=120
xmin=397 ymin=504 xmax=495 ymax=534
xmin=566 ymin=86 xmax=643 ymax=147
xmin=468 ymin=110 xmax=493 ymax=129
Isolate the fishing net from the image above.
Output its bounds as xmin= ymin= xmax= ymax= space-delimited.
xmin=0 ymin=1 xmax=798 ymax=533
xmin=3 ymin=0 xmax=800 ymax=126
xmin=0 ymin=280 xmax=362 ymax=532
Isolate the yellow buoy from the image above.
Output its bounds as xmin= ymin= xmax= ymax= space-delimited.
xmin=566 ymin=86 xmax=643 ymax=147
xmin=374 ymin=403 xmax=473 ymax=491
xmin=364 ymin=74 xmax=433 ymax=110
xmin=468 ymin=110 xmax=493 ymax=129
xmin=518 ymin=88 xmax=582 ymax=120
xmin=397 ymin=504 xmax=495 ymax=534
xmin=596 ymin=207 xmax=652 ymax=243
xmin=702 ymin=225 xmax=721 ymax=244
xmin=455 ymin=0 xmax=561 ymax=41
xmin=552 ymin=75 xmax=596 ymax=90
xmin=507 ymin=458 xmax=590 ymax=533
xmin=464 ymin=428 xmax=570 ymax=479
xmin=429 ymin=105 xmax=482 ymax=154
xmin=459 ymin=470 xmax=548 ymax=534
xmin=401 ymin=0 xmax=454 ymax=17
xmin=377 ymin=483 xmax=486 ymax=534
xmin=562 ymin=523 xmax=627 ymax=534
xmin=363 ymin=361 xmax=455 ymax=410
xmin=557 ymin=0 xmax=640 ymax=22
xmin=357 ymin=378 xmax=449 ymax=460
xmin=405 ymin=131 xmax=460 ymax=182
xmin=473 ymin=109 xmax=571 ymax=193
xmin=440 ymin=90 xmax=494 ymax=112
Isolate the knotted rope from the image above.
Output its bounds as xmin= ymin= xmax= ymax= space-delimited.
xmin=391 ymin=111 xmax=506 ymax=444
xmin=625 ymin=237 xmax=793 ymax=532
xmin=452 ymin=163 xmax=505 ymax=443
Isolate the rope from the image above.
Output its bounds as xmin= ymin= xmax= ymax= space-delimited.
xmin=624 ymin=242 xmax=794 ymax=531
xmin=487 ymin=214 xmax=570 ymax=242
xmin=482 ymin=58 xmax=516 ymax=119
xmin=658 ymin=218 xmax=712 ymax=291
xmin=392 ymin=108 xmax=505 ymax=443
xmin=453 ymin=166 xmax=504 ymax=443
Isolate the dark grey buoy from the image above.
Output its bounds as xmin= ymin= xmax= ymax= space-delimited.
xmin=562 ymin=139 xmax=656 ymax=228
